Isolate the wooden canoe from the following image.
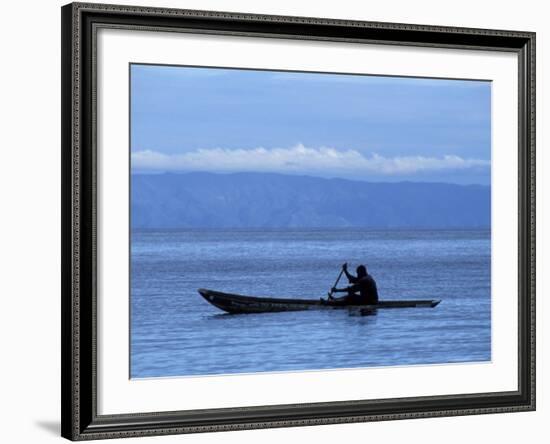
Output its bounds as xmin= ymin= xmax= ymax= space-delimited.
xmin=198 ymin=288 xmax=441 ymax=314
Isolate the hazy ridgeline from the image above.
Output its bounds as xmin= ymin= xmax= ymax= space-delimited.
xmin=131 ymin=172 xmax=490 ymax=229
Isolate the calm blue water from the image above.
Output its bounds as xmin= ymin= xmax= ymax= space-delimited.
xmin=130 ymin=229 xmax=491 ymax=378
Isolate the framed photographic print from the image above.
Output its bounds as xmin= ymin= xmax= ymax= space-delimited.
xmin=61 ymin=2 xmax=536 ymax=440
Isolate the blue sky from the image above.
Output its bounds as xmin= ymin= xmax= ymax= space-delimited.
xmin=130 ymin=64 xmax=491 ymax=184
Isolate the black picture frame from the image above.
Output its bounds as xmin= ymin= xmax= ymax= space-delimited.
xmin=61 ymin=2 xmax=536 ymax=440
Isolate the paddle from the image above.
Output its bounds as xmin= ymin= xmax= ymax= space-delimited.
xmin=327 ymin=264 xmax=346 ymax=299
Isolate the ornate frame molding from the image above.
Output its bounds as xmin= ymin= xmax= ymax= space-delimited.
xmin=61 ymin=3 xmax=535 ymax=440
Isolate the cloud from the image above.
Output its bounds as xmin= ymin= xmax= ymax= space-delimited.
xmin=131 ymin=144 xmax=489 ymax=177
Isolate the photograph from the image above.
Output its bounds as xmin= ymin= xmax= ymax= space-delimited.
xmin=129 ymin=64 xmax=492 ymax=379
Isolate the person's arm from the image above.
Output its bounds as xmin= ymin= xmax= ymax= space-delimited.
xmin=329 ymin=283 xmax=359 ymax=303
xmin=331 ymin=287 xmax=348 ymax=294
xmin=329 ymin=286 xmax=346 ymax=301
xmin=342 ymin=263 xmax=358 ymax=283
xmin=331 ymin=282 xmax=360 ymax=294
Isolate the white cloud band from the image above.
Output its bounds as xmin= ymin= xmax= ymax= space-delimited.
xmin=131 ymin=144 xmax=489 ymax=176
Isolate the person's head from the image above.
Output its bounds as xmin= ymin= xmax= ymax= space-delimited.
xmin=356 ymin=265 xmax=367 ymax=278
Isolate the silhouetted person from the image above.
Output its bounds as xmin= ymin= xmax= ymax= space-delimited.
xmin=330 ymin=263 xmax=379 ymax=305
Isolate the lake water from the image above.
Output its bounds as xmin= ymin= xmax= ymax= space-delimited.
xmin=130 ymin=229 xmax=491 ymax=378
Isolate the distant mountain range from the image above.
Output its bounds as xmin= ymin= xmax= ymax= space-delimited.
xmin=131 ymin=172 xmax=490 ymax=229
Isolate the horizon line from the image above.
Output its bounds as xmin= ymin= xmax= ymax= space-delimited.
xmin=130 ymin=170 xmax=491 ymax=187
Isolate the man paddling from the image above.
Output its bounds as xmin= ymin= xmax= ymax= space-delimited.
xmin=329 ymin=263 xmax=379 ymax=305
